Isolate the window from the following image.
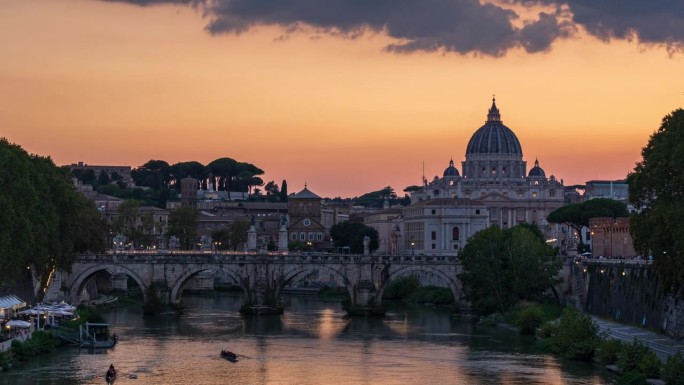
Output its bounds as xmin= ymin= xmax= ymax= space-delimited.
xmin=532 ymin=192 xmax=538 ymax=198
xmin=431 ymin=244 xmax=436 ymax=249
xmin=308 ymin=232 xmax=314 ymax=241
xmin=453 ymin=244 xmax=459 ymax=249
xmin=300 ymin=232 xmax=305 ymax=241
xmin=291 ymin=233 xmax=297 ymax=241
xmin=431 ymin=209 xmax=436 ymax=215
xmin=475 ymin=209 xmax=480 ymax=215
xmin=452 ymin=227 xmax=460 ymax=241
xmin=431 ymin=231 xmax=437 ymax=240
xmin=316 ymin=232 xmax=323 ymax=241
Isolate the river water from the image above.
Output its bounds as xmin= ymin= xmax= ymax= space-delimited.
xmin=1 ymin=293 xmax=614 ymax=385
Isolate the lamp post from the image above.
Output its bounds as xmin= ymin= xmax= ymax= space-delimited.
xmin=411 ymin=241 xmax=415 ymax=256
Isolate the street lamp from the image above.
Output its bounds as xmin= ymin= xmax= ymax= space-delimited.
xmin=411 ymin=241 xmax=415 ymax=256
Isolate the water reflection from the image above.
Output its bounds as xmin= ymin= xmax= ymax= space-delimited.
xmin=0 ymin=294 xmax=614 ymax=385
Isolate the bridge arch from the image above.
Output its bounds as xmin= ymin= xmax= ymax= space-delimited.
xmin=69 ymin=264 xmax=147 ymax=305
xmin=377 ymin=265 xmax=462 ymax=303
xmin=280 ymin=264 xmax=354 ymax=299
xmin=168 ymin=266 xmax=245 ymax=303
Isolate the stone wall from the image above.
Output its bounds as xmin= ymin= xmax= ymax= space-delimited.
xmin=584 ymin=263 xmax=683 ymax=336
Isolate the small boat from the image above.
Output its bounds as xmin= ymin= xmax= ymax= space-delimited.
xmin=105 ymin=365 xmax=117 ymax=384
xmin=220 ymin=350 xmax=238 ymax=362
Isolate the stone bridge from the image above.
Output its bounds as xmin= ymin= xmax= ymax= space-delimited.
xmin=62 ymin=252 xmax=463 ymax=315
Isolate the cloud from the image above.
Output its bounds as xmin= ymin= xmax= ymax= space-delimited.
xmin=515 ymin=0 xmax=684 ymax=52
xmin=102 ymin=0 xmax=200 ymax=5
xmin=98 ymin=0 xmax=684 ymax=55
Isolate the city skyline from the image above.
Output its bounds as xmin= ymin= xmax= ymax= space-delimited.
xmin=1 ymin=0 xmax=683 ymax=198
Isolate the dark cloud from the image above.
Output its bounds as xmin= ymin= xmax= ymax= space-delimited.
xmin=102 ymin=0 xmax=201 ymax=5
xmin=515 ymin=0 xmax=684 ymax=52
xmin=97 ymin=0 xmax=684 ymax=55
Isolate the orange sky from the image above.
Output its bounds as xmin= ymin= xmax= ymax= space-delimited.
xmin=1 ymin=0 xmax=682 ymax=198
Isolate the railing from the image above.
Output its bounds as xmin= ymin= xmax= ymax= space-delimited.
xmin=75 ymin=252 xmax=461 ymax=265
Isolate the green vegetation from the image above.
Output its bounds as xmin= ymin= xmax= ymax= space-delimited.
xmin=663 ymin=351 xmax=684 ymax=385
xmin=617 ymin=339 xmax=661 ymax=379
xmin=458 ymin=224 xmax=561 ymax=315
xmin=597 ymin=338 xmax=624 ymax=364
xmin=0 ymin=330 xmax=58 ymax=370
xmin=352 ymin=186 xmax=410 ymax=208
xmin=142 ymin=282 xmax=167 ymax=316
xmin=166 ymin=207 xmax=200 ymax=250
xmin=61 ymin=305 xmax=106 ymax=328
xmin=382 ymin=275 xmax=454 ymax=305
xmin=330 ymin=221 xmax=379 ymax=254
xmin=547 ymin=307 xmax=601 ymax=361
xmin=0 ymin=138 xmax=107 ymax=296
xmin=628 ymin=108 xmax=684 ymax=292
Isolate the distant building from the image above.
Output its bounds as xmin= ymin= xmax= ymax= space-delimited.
xmin=402 ymin=198 xmax=489 ymax=255
xmin=69 ymin=162 xmax=133 ymax=186
xmin=588 ymin=217 xmax=636 ymax=258
xmin=585 ymin=180 xmax=629 ymax=202
xmin=287 ymin=185 xmax=328 ymax=250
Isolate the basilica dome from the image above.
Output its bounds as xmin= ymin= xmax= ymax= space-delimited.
xmin=443 ymin=158 xmax=460 ymax=177
xmin=528 ymin=159 xmax=546 ymax=178
xmin=465 ymin=98 xmax=523 ymax=156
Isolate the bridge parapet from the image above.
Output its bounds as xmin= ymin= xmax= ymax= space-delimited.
xmin=74 ymin=252 xmax=460 ymax=265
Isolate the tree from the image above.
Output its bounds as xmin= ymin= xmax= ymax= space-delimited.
xmin=280 ymin=179 xmax=288 ymax=202
xmin=131 ymin=160 xmax=170 ymax=190
xmin=210 ymin=228 xmax=231 ymax=250
xmin=330 ymin=221 xmax=379 ymax=254
xmin=458 ymin=225 xmax=561 ymax=315
xmin=167 ymin=207 xmax=199 ymax=250
xmin=627 ymin=108 xmax=684 ymax=292
xmin=353 ymin=186 xmax=397 ymax=208
xmin=0 ymin=138 xmax=106 ymax=296
xmin=228 ymin=219 xmax=251 ymax=251
xmin=547 ymin=198 xmax=629 ymax=251
xmin=112 ymin=199 xmax=142 ymax=246
xmin=97 ymin=170 xmax=110 ymax=186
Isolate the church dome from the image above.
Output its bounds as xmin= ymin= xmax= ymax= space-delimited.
xmin=528 ymin=158 xmax=546 ymax=178
xmin=465 ymin=98 xmax=523 ymax=156
xmin=443 ymin=158 xmax=460 ymax=177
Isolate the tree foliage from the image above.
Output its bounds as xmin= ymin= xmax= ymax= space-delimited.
xmin=550 ymin=307 xmax=601 ymax=361
xmin=0 ymin=138 xmax=106 ymax=295
xmin=330 ymin=221 xmax=379 ymax=254
xmin=627 ymin=109 xmax=684 ymax=293
xmin=458 ymin=225 xmax=561 ymax=315
xmin=228 ymin=219 xmax=251 ymax=251
xmin=353 ymin=186 xmax=410 ymax=208
xmin=166 ymin=207 xmax=199 ymax=250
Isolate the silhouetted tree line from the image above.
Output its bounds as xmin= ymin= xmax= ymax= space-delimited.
xmin=70 ymin=157 xmax=290 ymax=207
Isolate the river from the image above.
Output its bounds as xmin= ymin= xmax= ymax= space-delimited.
xmin=1 ymin=293 xmax=614 ymax=384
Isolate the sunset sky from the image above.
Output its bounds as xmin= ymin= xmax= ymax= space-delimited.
xmin=1 ymin=0 xmax=683 ymax=198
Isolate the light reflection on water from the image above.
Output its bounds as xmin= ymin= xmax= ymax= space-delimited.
xmin=0 ymin=294 xmax=613 ymax=385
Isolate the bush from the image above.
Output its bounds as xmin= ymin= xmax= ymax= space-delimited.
xmin=516 ymin=305 xmax=545 ymax=335
xmin=536 ymin=322 xmax=557 ymax=339
xmin=597 ymin=339 xmax=624 ymax=364
xmin=477 ymin=312 xmax=505 ymax=326
xmin=617 ymin=370 xmax=647 ymax=385
xmin=663 ymin=351 xmax=684 ymax=385
xmin=406 ymin=286 xmax=454 ymax=305
xmin=383 ymin=275 xmax=420 ymax=300
xmin=618 ymin=339 xmax=661 ymax=378
xmin=550 ymin=307 xmax=601 ymax=361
